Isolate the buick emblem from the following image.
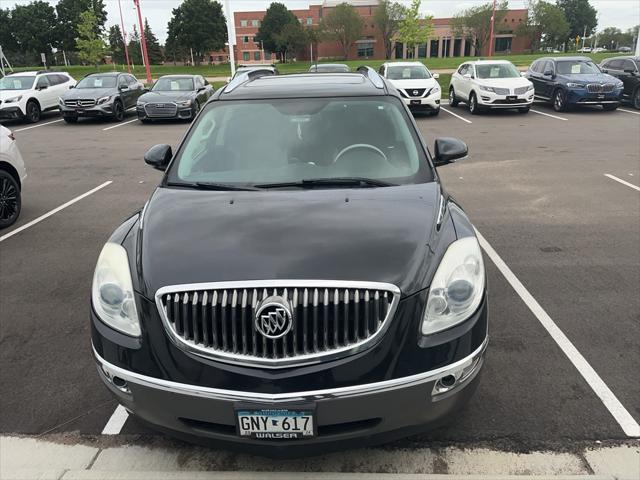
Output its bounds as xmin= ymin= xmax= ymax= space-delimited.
xmin=255 ymin=296 xmax=293 ymax=339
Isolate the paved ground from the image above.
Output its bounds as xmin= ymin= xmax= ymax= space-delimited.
xmin=0 ymin=98 xmax=638 ymax=470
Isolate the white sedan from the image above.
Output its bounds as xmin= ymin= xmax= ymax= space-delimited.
xmin=449 ymin=60 xmax=534 ymax=114
xmin=0 ymin=124 xmax=26 ymax=228
xmin=379 ymin=62 xmax=441 ymax=116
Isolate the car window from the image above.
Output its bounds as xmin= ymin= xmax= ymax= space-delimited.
xmin=556 ymin=60 xmax=600 ymax=74
xmin=622 ymin=60 xmax=637 ymax=72
xmin=386 ymin=65 xmax=432 ymax=80
xmin=118 ymin=75 xmax=128 ymax=87
xmin=378 ymin=66 xmax=385 ymax=75
xmin=542 ymin=61 xmax=554 ymax=74
xmin=76 ymin=75 xmax=117 ymax=89
xmin=46 ymin=74 xmax=61 ymax=85
xmin=126 ymin=75 xmax=137 ymax=85
xmin=35 ymin=76 xmax=50 ymax=88
xmin=607 ymin=59 xmax=622 ymax=70
xmin=152 ymin=77 xmax=195 ymax=91
xmin=458 ymin=64 xmax=468 ymax=75
xmin=476 ymin=63 xmax=520 ymax=79
xmin=531 ymin=60 xmax=543 ymax=73
xmin=169 ymin=97 xmax=431 ymax=186
xmin=195 ymin=77 xmax=204 ymax=89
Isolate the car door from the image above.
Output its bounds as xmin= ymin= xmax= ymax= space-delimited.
xmin=527 ymin=60 xmax=543 ymax=96
xmin=116 ymin=75 xmax=132 ymax=108
xmin=128 ymin=75 xmax=144 ymax=104
xmin=194 ymin=76 xmax=207 ymax=105
xmin=540 ymin=60 xmax=556 ymax=99
xmin=620 ymin=59 xmax=638 ymax=98
xmin=45 ymin=74 xmax=67 ymax=108
xmin=34 ymin=75 xmax=56 ymax=109
xmin=453 ymin=64 xmax=469 ymax=100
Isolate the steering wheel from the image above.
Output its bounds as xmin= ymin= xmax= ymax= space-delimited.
xmin=333 ymin=143 xmax=387 ymax=164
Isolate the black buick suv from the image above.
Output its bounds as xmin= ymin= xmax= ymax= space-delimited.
xmin=90 ymin=68 xmax=488 ymax=456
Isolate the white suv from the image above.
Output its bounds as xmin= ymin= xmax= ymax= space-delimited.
xmin=0 ymin=71 xmax=76 ymax=123
xmin=0 ymin=125 xmax=26 ymax=228
xmin=379 ymin=62 xmax=441 ymax=116
xmin=449 ymin=60 xmax=534 ymax=114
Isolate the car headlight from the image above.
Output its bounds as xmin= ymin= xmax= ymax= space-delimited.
xmin=479 ymin=85 xmax=495 ymax=93
xmin=432 ymin=85 xmax=441 ymax=93
xmin=92 ymin=243 xmax=141 ymax=337
xmin=614 ymin=81 xmax=624 ymax=88
xmin=96 ymin=95 xmax=111 ymax=105
xmin=526 ymin=84 xmax=534 ymax=91
xmin=4 ymin=95 xmax=22 ymax=103
xmin=176 ymin=99 xmax=192 ymax=107
xmin=566 ymin=83 xmax=585 ymax=89
xmin=58 ymin=97 xmax=64 ymax=105
xmin=137 ymin=100 xmax=147 ymax=106
xmin=421 ymin=236 xmax=485 ymax=336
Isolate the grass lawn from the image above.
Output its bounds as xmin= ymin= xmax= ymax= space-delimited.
xmin=7 ymin=52 xmax=622 ymax=81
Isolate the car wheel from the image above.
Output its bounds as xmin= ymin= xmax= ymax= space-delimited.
xmin=25 ymin=100 xmax=41 ymax=123
xmin=553 ymin=89 xmax=568 ymax=112
xmin=0 ymin=170 xmax=21 ymax=229
xmin=469 ymin=92 xmax=481 ymax=115
xmin=449 ymin=87 xmax=459 ymax=107
xmin=633 ymin=88 xmax=640 ymax=110
xmin=602 ymin=104 xmax=618 ymax=111
xmin=112 ymin=101 xmax=124 ymax=122
xmin=63 ymin=116 xmax=78 ymax=124
xmin=518 ymin=107 xmax=530 ymax=113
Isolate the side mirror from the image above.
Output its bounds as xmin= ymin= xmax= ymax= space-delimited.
xmin=521 ymin=72 xmax=527 ymax=77
xmin=69 ymin=85 xmax=75 ymax=89
xmin=433 ymin=137 xmax=468 ymax=167
xmin=144 ymin=144 xmax=172 ymax=171
xmin=543 ymin=69 xmax=554 ymax=78
xmin=432 ymin=73 xmax=440 ymax=79
xmin=37 ymin=85 xmax=48 ymax=90
xmin=119 ymin=84 xmax=129 ymax=91
xmin=463 ymin=73 xmax=472 ymax=80
xmin=197 ymin=86 xmax=206 ymax=92
xmin=226 ymin=77 xmax=232 ymax=83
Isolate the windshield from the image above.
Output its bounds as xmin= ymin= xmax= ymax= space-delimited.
xmin=0 ymin=76 xmax=34 ymax=90
xmin=167 ymin=97 xmax=431 ymax=186
xmin=476 ymin=63 xmax=520 ymax=79
xmin=312 ymin=65 xmax=349 ymax=73
xmin=75 ymin=76 xmax=117 ymax=89
xmin=556 ymin=60 xmax=600 ymax=75
xmin=153 ymin=77 xmax=194 ymax=91
xmin=386 ymin=65 xmax=432 ymax=80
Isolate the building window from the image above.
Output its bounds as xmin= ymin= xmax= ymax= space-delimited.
xmin=243 ymin=36 xmax=249 ymax=43
xmin=240 ymin=20 xmax=247 ymax=27
xmin=306 ymin=17 xmax=313 ymax=25
xmin=254 ymin=51 xmax=261 ymax=61
xmin=494 ymin=37 xmax=512 ymax=53
xmin=243 ymin=52 xmax=250 ymax=61
xmin=418 ymin=43 xmax=427 ymax=58
xmin=253 ymin=36 xmax=258 ymax=43
xmin=252 ymin=19 xmax=259 ymax=27
xmin=357 ymin=42 xmax=374 ymax=58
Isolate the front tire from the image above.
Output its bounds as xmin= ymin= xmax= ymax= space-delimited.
xmin=449 ymin=87 xmax=459 ymax=107
xmin=602 ymin=104 xmax=618 ymax=111
xmin=112 ymin=100 xmax=124 ymax=122
xmin=0 ymin=170 xmax=21 ymax=229
xmin=553 ymin=89 xmax=568 ymax=112
xmin=469 ymin=92 xmax=481 ymax=115
xmin=633 ymin=88 xmax=640 ymax=110
xmin=25 ymin=100 xmax=41 ymax=123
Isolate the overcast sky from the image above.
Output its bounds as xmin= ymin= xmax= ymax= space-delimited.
xmin=5 ymin=0 xmax=640 ymax=43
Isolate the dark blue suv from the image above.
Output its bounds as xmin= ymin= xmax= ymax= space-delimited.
xmin=525 ymin=56 xmax=624 ymax=112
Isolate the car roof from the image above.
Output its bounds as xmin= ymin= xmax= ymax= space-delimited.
xmin=86 ymin=71 xmax=124 ymax=77
xmin=605 ymin=55 xmax=640 ymax=61
xmin=312 ymin=63 xmax=348 ymax=67
xmin=7 ymin=71 xmax=40 ymax=76
xmin=219 ymin=72 xmax=388 ymax=100
xmin=546 ymin=56 xmax=592 ymax=62
xmin=382 ymin=61 xmax=425 ymax=67
xmin=467 ymin=59 xmax=513 ymax=64
xmin=157 ymin=74 xmax=198 ymax=79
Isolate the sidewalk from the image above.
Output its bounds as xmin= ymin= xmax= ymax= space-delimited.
xmin=1 ymin=435 xmax=638 ymax=480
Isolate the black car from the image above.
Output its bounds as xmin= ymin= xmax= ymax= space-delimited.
xmin=90 ymin=69 xmax=488 ymax=456
xmin=600 ymin=56 xmax=640 ymax=109
xmin=59 ymin=72 xmax=144 ymax=123
xmin=525 ymin=56 xmax=624 ymax=111
xmin=137 ymin=75 xmax=214 ymax=122
xmin=309 ymin=63 xmax=350 ymax=73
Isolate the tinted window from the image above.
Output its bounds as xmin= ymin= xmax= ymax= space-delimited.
xmin=169 ymin=97 xmax=431 ymax=186
xmin=76 ymin=75 xmax=117 ymax=88
xmin=556 ymin=60 xmax=600 ymax=74
xmin=46 ymin=74 xmax=62 ymax=85
xmin=607 ymin=59 xmax=623 ymax=70
xmin=458 ymin=64 xmax=468 ymax=75
xmin=126 ymin=75 xmax=138 ymax=85
xmin=118 ymin=75 xmax=127 ymax=87
xmin=542 ymin=61 xmax=554 ymax=74
xmin=0 ymin=76 xmax=34 ymax=90
xmin=530 ymin=60 xmax=542 ymax=73
xmin=386 ymin=65 xmax=432 ymax=80
xmin=623 ymin=60 xmax=637 ymax=72
xmin=35 ymin=76 xmax=50 ymax=88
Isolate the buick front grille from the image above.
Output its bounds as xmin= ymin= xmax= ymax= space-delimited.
xmin=145 ymin=102 xmax=178 ymax=117
xmin=156 ymin=280 xmax=400 ymax=367
xmin=587 ymin=83 xmax=614 ymax=93
xmin=64 ymin=99 xmax=95 ymax=107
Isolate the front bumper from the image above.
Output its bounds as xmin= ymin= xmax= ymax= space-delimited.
xmin=566 ymin=89 xmax=623 ymax=105
xmin=401 ymin=92 xmax=441 ymax=111
xmin=136 ymin=104 xmax=195 ymax=121
xmin=478 ymin=90 xmax=534 ymax=108
xmin=0 ymin=106 xmax=25 ymax=119
xmin=94 ymin=336 xmax=487 ymax=456
xmin=59 ymin=103 xmax=116 ymax=118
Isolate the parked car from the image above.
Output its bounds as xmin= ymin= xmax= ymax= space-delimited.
xmin=59 ymin=72 xmax=144 ymax=123
xmin=228 ymin=64 xmax=279 ymax=82
xmin=309 ymin=64 xmax=350 ymax=73
xmin=577 ymin=47 xmax=592 ymax=53
xmin=137 ymin=75 xmax=214 ymax=122
xmin=91 ymin=68 xmax=487 ymax=455
xmin=592 ymin=47 xmax=608 ymax=53
xmin=600 ymin=56 xmax=640 ymax=109
xmin=618 ymin=46 xmax=632 ymax=53
xmin=0 ymin=71 xmax=76 ymax=123
xmin=449 ymin=60 xmax=534 ymax=114
xmin=0 ymin=125 xmax=26 ymax=228
xmin=525 ymin=56 xmax=624 ymax=111
xmin=378 ymin=61 xmax=441 ymax=115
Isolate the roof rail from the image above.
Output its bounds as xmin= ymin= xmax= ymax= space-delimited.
xmin=356 ymin=65 xmax=385 ymax=89
xmin=223 ymin=69 xmax=274 ymax=93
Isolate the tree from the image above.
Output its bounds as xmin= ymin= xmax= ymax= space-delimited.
xmin=397 ymin=0 xmax=432 ymax=58
xmin=76 ymin=10 xmax=106 ymax=67
xmin=320 ymin=3 xmax=364 ymax=60
xmin=108 ymin=24 xmax=126 ymax=65
xmin=255 ymin=3 xmax=299 ymax=58
xmin=556 ymin=0 xmax=597 ymax=45
xmin=450 ymin=1 xmax=508 ymax=54
xmin=165 ymin=0 xmax=227 ymax=65
xmin=373 ymin=0 xmax=406 ymax=59
xmin=517 ymin=0 xmax=569 ymax=51
xmin=0 ymin=8 xmax=18 ymax=53
xmin=8 ymin=1 xmax=58 ymax=57
xmin=275 ymin=21 xmax=308 ymax=62
xmin=144 ymin=18 xmax=164 ymax=64
xmin=128 ymin=24 xmax=142 ymax=66
xmin=56 ymin=0 xmax=107 ymax=52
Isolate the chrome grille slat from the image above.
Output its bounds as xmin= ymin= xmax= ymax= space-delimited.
xmin=157 ymin=281 xmax=400 ymax=368
xmin=144 ymin=102 xmax=178 ymax=117
xmin=514 ymin=86 xmax=529 ymax=95
xmin=587 ymin=83 xmax=614 ymax=93
xmin=64 ymin=99 xmax=96 ymax=107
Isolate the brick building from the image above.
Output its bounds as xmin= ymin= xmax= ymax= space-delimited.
xmin=212 ymin=0 xmax=530 ymax=64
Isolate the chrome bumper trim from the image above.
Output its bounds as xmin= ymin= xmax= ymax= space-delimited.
xmin=93 ymin=336 xmax=488 ymax=403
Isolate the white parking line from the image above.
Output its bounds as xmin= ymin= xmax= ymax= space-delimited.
xmin=0 ymin=181 xmax=113 ymax=243
xmin=476 ymin=229 xmax=640 ymax=438
xmin=14 ymin=119 xmax=64 ymax=132
xmin=530 ymin=109 xmax=568 ymax=121
xmin=604 ymin=174 xmax=640 ymax=192
xmin=102 ymin=118 xmax=138 ymax=131
xmin=618 ymin=108 xmax=640 ymax=115
xmin=102 ymin=405 xmax=129 ymax=435
xmin=441 ymin=107 xmax=473 ymax=124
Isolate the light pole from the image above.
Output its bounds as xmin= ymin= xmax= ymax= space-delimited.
xmin=488 ymin=0 xmax=496 ymax=57
xmin=224 ymin=0 xmax=236 ymax=76
xmin=118 ymin=0 xmax=131 ymax=73
xmin=133 ymin=0 xmax=152 ymax=84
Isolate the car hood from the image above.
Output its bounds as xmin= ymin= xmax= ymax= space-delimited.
xmin=62 ymin=87 xmax=118 ymax=99
xmin=139 ymin=183 xmax=442 ymax=298
xmin=558 ymin=73 xmax=618 ymax=83
xmin=0 ymin=89 xmax=31 ymax=100
xmin=476 ymin=77 xmax=532 ymax=89
xmin=387 ymin=78 xmax=439 ymax=90
xmin=138 ymin=91 xmax=194 ymax=103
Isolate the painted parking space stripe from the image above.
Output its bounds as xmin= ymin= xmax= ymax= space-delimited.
xmin=530 ymin=109 xmax=568 ymax=121
xmin=102 ymin=405 xmax=129 ymax=435
xmin=14 ymin=119 xmax=64 ymax=132
xmin=102 ymin=118 xmax=138 ymax=131
xmin=618 ymin=108 xmax=640 ymax=116
xmin=0 ymin=181 xmax=113 ymax=243
xmin=441 ymin=107 xmax=473 ymax=124
xmin=604 ymin=174 xmax=640 ymax=192
xmin=476 ymin=229 xmax=640 ymax=438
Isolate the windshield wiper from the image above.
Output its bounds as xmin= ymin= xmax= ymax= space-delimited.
xmin=255 ymin=177 xmax=396 ymax=189
xmin=167 ymin=181 xmax=260 ymax=191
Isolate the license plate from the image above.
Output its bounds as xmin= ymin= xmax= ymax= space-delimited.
xmin=597 ymin=94 xmax=605 ymax=99
xmin=410 ymin=100 xmax=421 ymax=105
xmin=507 ymin=95 xmax=518 ymax=102
xmin=236 ymin=408 xmax=315 ymax=439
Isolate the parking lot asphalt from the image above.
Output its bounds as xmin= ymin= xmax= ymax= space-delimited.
xmin=0 ymin=101 xmax=638 ymax=455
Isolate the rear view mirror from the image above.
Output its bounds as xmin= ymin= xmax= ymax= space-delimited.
xmin=144 ymin=144 xmax=172 ymax=171
xmin=433 ymin=137 xmax=468 ymax=167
